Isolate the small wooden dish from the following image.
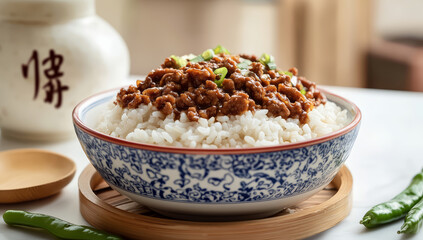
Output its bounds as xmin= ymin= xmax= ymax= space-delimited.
xmin=79 ymin=164 xmax=353 ymax=240
xmin=0 ymin=148 xmax=76 ymax=203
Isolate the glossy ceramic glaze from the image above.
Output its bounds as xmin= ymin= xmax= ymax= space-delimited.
xmin=0 ymin=0 xmax=129 ymax=141
xmin=73 ymin=88 xmax=361 ymax=220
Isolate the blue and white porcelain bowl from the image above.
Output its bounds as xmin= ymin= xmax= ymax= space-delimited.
xmin=73 ymin=88 xmax=361 ymax=221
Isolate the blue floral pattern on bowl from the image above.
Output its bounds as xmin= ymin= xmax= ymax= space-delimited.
xmin=75 ymin=126 xmax=358 ymax=204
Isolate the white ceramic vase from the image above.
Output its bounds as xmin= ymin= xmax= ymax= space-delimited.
xmin=0 ymin=0 xmax=129 ymax=141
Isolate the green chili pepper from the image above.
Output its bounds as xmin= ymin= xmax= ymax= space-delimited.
xmin=213 ymin=45 xmax=230 ymax=54
xmin=398 ymin=197 xmax=423 ymax=234
xmin=170 ymin=55 xmax=187 ymax=68
xmin=214 ymin=67 xmax=228 ymax=87
xmin=360 ymin=169 xmax=423 ymax=228
xmin=3 ymin=210 xmax=122 ymax=240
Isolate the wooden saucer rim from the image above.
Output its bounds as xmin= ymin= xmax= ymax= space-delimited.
xmin=0 ymin=148 xmax=76 ymax=203
xmin=79 ymin=164 xmax=353 ymax=239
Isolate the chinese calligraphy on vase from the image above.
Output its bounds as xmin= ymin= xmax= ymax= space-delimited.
xmin=22 ymin=49 xmax=69 ymax=108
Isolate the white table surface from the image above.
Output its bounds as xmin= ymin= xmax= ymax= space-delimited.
xmin=1 ymin=85 xmax=423 ymax=240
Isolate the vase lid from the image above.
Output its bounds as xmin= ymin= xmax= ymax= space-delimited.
xmin=0 ymin=0 xmax=95 ymax=23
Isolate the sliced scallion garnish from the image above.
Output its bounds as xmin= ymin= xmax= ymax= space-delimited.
xmin=214 ymin=67 xmax=228 ymax=87
xmin=190 ymin=55 xmax=204 ymax=63
xmin=170 ymin=55 xmax=187 ymax=68
xmin=279 ymin=70 xmax=293 ymax=78
xmin=267 ymin=62 xmax=277 ymax=70
xmin=201 ymin=49 xmax=215 ymax=61
xmin=213 ymin=45 xmax=230 ymax=54
xmin=259 ymin=53 xmax=276 ymax=70
xmin=300 ymin=88 xmax=306 ymax=95
xmin=237 ymin=59 xmax=252 ymax=69
xmin=259 ymin=53 xmax=274 ymax=65
xmin=190 ymin=46 xmax=229 ymax=63
xmin=241 ymin=69 xmax=249 ymax=76
xmin=278 ymin=70 xmax=297 ymax=86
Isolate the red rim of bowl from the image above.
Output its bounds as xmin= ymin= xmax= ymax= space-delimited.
xmin=72 ymin=87 xmax=361 ymax=155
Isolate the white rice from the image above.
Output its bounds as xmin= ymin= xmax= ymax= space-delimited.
xmin=95 ymin=101 xmax=349 ymax=148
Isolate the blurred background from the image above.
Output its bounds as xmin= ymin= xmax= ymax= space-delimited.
xmin=97 ymin=0 xmax=423 ymax=91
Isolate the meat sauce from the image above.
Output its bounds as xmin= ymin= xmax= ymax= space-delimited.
xmin=116 ymin=52 xmax=326 ymax=124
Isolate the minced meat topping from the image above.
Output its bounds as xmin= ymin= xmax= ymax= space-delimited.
xmin=115 ymin=46 xmax=326 ymax=124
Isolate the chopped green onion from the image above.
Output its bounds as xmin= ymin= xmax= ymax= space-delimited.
xmin=279 ymin=70 xmax=293 ymax=78
xmin=214 ymin=67 xmax=228 ymax=87
xmin=259 ymin=53 xmax=274 ymax=65
xmin=279 ymin=70 xmax=297 ymax=86
xmin=190 ymin=46 xmax=229 ymax=63
xmin=170 ymin=55 xmax=187 ymax=68
xmin=241 ymin=69 xmax=249 ymax=76
xmin=267 ymin=62 xmax=277 ymax=70
xmin=190 ymin=55 xmax=204 ymax=63
xmin=237 ymin=60 xmax=252 ymax=69
xmin=201 ymin=49 xmax=215 ymax=61
xmin=213 ymin=45 xmax=230 ymax=54
xmin=300 ymin=89 xmax=306 ymax=95
xmin=259 ymin=53 xmax=277 ymax=70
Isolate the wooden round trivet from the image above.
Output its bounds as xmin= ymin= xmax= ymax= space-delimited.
xmin=79 ymin=164 xmax=352 ymax=240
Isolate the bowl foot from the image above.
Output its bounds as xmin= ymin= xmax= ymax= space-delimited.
xmin=150 ymin=207 xmax=283 ymax=222
xmin=111 ymin=184 xmax=324 ymax=221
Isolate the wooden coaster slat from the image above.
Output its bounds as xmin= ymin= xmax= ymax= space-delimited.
xmin=79 ymin=164 xmax=353 ymax=240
